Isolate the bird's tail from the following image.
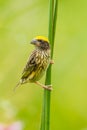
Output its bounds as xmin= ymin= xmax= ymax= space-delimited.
xmin=13 ymin=82 xmax=21 ymax=92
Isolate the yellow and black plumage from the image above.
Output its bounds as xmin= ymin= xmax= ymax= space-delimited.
xmin=15 ymin=36 xmax=52 ymax=90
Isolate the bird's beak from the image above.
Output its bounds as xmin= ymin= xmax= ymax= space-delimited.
xmin=30 ymin=39 xmax=37 ymax=44
xmin=30 ymin=39 xmax=40 ymax=46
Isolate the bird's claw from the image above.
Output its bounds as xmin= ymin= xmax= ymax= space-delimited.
xmin=35 ymin=81 xmax=53 ymax=91
xmin=50 ymin=60 xmax=54 ymax=64
xmin=42 ymin=84 xmax=53 ymax=91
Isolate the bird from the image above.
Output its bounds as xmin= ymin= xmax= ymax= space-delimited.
xmin=14 ymin=36 xmax=53 ymax=91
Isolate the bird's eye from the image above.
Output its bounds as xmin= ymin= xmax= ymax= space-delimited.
xmin=38 ymin=39 xmax=43 ymax=43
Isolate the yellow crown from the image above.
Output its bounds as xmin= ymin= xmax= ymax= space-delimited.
xmin=35 ymin=36 xmax=49 ymax=42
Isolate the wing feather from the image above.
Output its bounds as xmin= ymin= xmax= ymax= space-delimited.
xmin=21 ymin=50 xmax=38 ymax=79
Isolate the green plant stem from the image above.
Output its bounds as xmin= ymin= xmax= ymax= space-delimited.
xmin=53 ymin=0 xmax=58 ymax=51
xmin=40 ymin=0 xmax=58 ymax=130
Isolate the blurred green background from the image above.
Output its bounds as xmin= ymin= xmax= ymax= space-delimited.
xmin=0 ymin=0 xmax=87 ymax=130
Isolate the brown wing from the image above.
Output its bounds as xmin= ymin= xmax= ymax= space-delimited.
xmin=21 ymin=50 xmax=38 ymax=80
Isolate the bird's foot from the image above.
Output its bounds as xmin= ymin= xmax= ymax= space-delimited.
xmin=35 ymin=81 xmax=53 ymax=91
xmin=42 ymin=84 xmax=53 ymax=90
xmin=50 ymin=59 xmax=54 ymax=64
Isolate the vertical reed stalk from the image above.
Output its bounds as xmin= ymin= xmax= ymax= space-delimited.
xmin=40 ymin=0 xmax=58 ymax=130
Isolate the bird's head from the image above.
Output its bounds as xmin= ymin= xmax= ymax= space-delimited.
xmin=30 ymin=36 xmax=50 ymax=50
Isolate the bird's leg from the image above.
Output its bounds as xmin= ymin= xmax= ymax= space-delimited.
xmin=50 ymin=59 xmax=54 ymax=64
xmin=35 ymin=81 xmax=53 ymax=91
